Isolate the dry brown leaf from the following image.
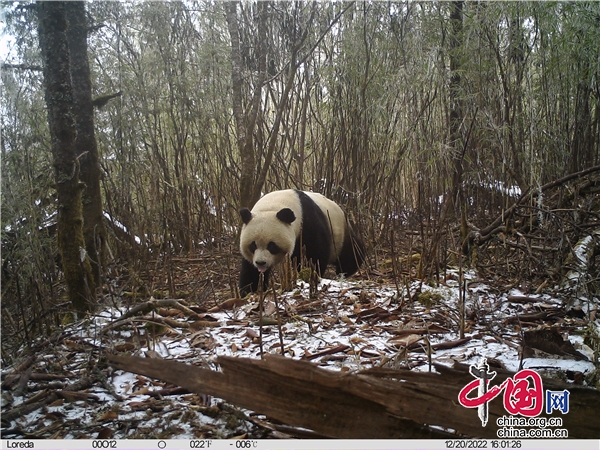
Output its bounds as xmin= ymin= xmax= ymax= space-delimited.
xmin=49 ymin=398 xmax=65 ymax=407
xmin=388 ymin=334 xmax=423 ymax=347
xmin=99 ymin=411 xmax=119 ymax=421
xmin=114 ymin=343 xmax=135 ymax=352
xmin=190 ymin=320 xmax=221 ymax=331
xmin=207 ymin=298 xmax=247 ymax=312
xmin=190 ymin=333 xmax=216 ymax=350
xmin=158 ymin=308 xmax=184 ymax=317
xmin=128 ymin=401 xmax=150 ymax=410
xmin=133 ymin=386 xmax=151 ymax=395
xmin=245 ymin=328 xmax=259 ymax=339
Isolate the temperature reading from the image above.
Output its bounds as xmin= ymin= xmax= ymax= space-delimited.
xmin=233 ymin=440 xmax=258 ymax=448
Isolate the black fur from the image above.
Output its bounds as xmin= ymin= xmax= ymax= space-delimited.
xmin=239 ymin=190 xmax=364 ymax=296
xmin=292 ymin=190 xmax=332 ymax=276
xmin=335 ymin=222 xmax=365 ymax=276
xmin=239 ymin=257 xmax=264 ymax=295
xmin=240 ymin=208 xmax=252 ymax=224
xmin=276 ymin=208 xmax=296 ymax=224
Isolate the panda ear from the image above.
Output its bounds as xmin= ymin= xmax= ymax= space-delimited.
xmin=240 ymin=208 xmax=253 ymax=224
xmin=276 ymin=208 xmax=296 ymax=224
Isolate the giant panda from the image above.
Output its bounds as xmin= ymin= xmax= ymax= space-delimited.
xmin=239 ymin=189 xmax=365 ymax=296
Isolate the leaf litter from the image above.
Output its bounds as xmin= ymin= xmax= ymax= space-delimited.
xmin=1 ymin=268 xmax=598 ymax=439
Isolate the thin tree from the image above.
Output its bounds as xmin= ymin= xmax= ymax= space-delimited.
xmin=225 ymin=1 xmax=268 ymax=209
xmin=37 ymin=1 xmax=95 ymax=314
xmin=424 ymin=1 xmax=466 ymax=271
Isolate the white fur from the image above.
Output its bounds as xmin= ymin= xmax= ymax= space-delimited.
xmin=239 ymin=190 xmax=347 ymax=271
xmin=240 ymin=190 xmax=301 ymax=271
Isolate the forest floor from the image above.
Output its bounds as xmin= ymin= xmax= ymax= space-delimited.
xmin=1 ymin=249 xmax=599 ymax=440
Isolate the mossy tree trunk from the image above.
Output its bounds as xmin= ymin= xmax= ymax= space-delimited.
xmin=37 ymin=1 xmax=96 ymax=314
xmin=65 ymin=1 xmax=107 ymax=287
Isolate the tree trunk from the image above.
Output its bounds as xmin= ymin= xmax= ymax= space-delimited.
xmin=37 ymin=1 xmax=95 ymax=314
xmin=448 ymin=0 xmax=465 ymax=228
xmin=571 ymin=79 xmax=593 ymax=174
xmin=65 ymin=1 xmax=107 ymax=287
xmin=225 ymin=1 xmax=268 ymax=209
xmin=253 ymin=47 xmax=299 ymax=203
xmin=425 ymin=1 xmax=465 ymax=271
xmin=225 ymin=2 xmax=254 ymax=209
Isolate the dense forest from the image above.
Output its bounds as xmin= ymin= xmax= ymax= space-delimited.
xmin=2 ymin=1 xmax=600 ymax=439
xmin=2 ymin=1 xmax=599 ymax=365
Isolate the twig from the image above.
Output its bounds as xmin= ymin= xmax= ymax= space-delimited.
xmin=472 ymin=164 xmax=600 ymax=245
xmin=3 ymin=376 xmax=96 ymax=422
xmin=100 ymin=298 xmax=196 ymax=334
xmin=258 ymin=273 xmax=265 ymax=358
xmin=273 ymin=283 xmax=286 ymax=356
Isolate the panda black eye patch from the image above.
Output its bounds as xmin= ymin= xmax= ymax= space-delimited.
xmin=267 ymin=241 xmax=282 ymax=254
xmin=249 ymin=241 xmax=257 ymax=253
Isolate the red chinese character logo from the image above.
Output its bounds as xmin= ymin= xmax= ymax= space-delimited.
xmin=458 ymin=360 xmax=544 ymax=426
xmin=502 ymin=369 xmax=543 ymax=417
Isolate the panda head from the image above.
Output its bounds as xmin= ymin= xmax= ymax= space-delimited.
xmin=239 ymin=207 xmax=297 ymax=273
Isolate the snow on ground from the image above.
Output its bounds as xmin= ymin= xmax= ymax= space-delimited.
xmin=2 ymin=269 xmax=598 ymax=439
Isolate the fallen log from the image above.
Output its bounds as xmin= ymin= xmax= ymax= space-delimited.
xmin=107 ymin=354 xmax=599 ymax=439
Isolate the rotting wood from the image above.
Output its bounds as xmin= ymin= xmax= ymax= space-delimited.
xmin=108 ymin=353 xmax=449 ymax=439
xmin=107 ymin=353 xmax=600 ymax=439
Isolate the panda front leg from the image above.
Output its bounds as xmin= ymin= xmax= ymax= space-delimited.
xmin=239 ymin=258 xmax=269 ymax=297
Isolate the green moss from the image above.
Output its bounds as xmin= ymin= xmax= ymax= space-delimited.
xmin=417 ymin=291 xmax=443 ymax=307
xmin=61 ymin=312 xmax=76 ymax=326
xmin=298 ymin=267 xmax=313 ymax=282
xmin=144 ymin=322 xmax=167 ymax=334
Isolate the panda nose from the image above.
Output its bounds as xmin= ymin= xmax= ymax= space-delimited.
xmin=256 ymin=260 xmax=266 ymax=268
